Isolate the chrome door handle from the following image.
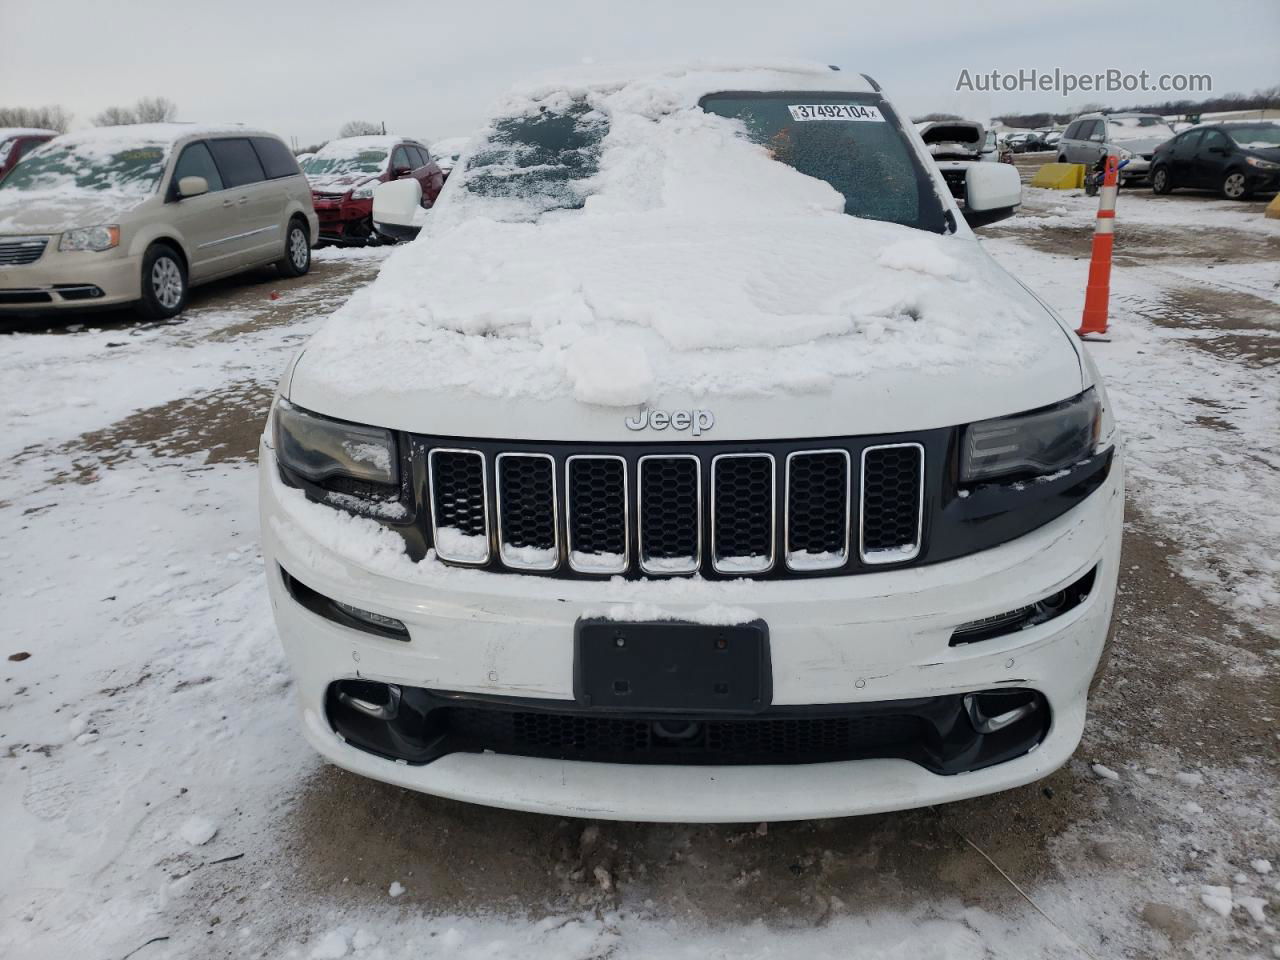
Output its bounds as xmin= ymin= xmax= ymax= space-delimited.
xmin=237 ymin=196 xmax=249 ymax=205
xmin=221 ymin=199 xmax=234 ymax=207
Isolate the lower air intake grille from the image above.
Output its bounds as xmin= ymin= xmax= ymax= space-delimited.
xmin=441 ymin=706 xmax=927 ymax=765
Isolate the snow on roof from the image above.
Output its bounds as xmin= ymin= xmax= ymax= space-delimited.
xmin=44 ymin=122 xmax=261 ymax=149
xmin=294 ymin=66 xmax=1052 ymax=410
xmin=0 ymin=127 xmax=57 ymax=139
xmin=312 ymin=135 xmax=406 ymax=157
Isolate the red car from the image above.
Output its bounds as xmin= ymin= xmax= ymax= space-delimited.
xmin=0 ymin=128 xmax=57 ymax=181
xmin=300 ymin=136 xmax=444 ymax=244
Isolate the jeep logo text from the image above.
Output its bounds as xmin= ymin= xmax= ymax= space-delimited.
xmin=624 ymin=408 xmax=715 ymax=436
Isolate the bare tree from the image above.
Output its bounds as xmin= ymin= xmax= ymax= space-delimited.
xmin=0 ymin=104 xmax=72 ymax=132
xmin=93 ymin=105 xmax=139 ymax=126
xmin=133 ymin=96 xmax=177 ymax=123
xmin=93 ymin=97 xmax=179 ymax=127
xmin=339 ymin=120 xmax=382 ymax=138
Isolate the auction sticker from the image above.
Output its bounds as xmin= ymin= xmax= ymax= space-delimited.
xmin=787 ymin=104 xmax=884 ymax=122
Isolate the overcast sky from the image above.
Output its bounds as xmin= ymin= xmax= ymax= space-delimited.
xmin=3 ymin=0 xmax=1276 ymax=147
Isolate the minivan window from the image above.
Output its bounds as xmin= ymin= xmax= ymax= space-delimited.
xmin=409 ymin=145 xmax=429 ymax=168
xmin=173 ymin=141 xmax=224 ymax=192
xmin=0 ymin=139 xmax=167 ymax=194
xmin=1063 ymin=121 xmax=1081 ymax=140
xmin=699 ymin=92 xmax=947 ymax=233
xmin=208 ymin=138 xmax=266 ymax=188
xmin=252 ymin=137 xmax=300 ymax=179
xmin=1086 ymin=121 xmax=1105 ymax=142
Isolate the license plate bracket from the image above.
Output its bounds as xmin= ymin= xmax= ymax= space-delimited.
xmin=574 ymin=619 xmax=771 ymax=714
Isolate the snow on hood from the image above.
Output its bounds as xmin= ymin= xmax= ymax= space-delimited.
xmin=291 ymin=65 xmax=1078 ymax=431
xmin=306 ymin=173 xmax=377 ymax=195
xmin=0 ymin=190 xmax=150 ymax=234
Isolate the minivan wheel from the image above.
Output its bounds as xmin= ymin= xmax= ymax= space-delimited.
xmin=135 ymin=244 xmax=187 ymax=320
xmin=1057 ymin=155 xmax=1067 ymax=164
xmin=277 ymin=218 xmax=311 ymax=277
xmin=1151 ymin=166 xmax=1172 ymax=194
xmin=1220 ymin=170 xmax=1251 ymax=200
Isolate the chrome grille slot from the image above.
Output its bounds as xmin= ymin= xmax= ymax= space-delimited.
xmin=785 ymin=450 xmax=850 ymax=571
xmin=711 ymin=453 xmax=776 ymax=575
xmin=495 ymin=453 xmax=559 ymax=570
xmin=0 ymin=236 xmax=50 ymax=266
xmin=565 ymin=455 xmax=628 ymax=574
xmin=860 ymin=443 xmax=924 ymax=564
xmin=638 ymin=455 xmax=701 ymax=575
xmin=428 ymin=448 xmax=490 ymax=564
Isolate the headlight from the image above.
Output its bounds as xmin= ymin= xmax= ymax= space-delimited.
xmin=351 ymin=180 xmax=378 ymax=200
xmin=59 ymin=224 xmax=120 ymax=252
xmin=273 ymin=399 xmax=397 ymax=488
xmin=1245 ymin=156 xmax=1279 ymax=170
xmin=1117 ymin=147 xmax=1132 ymax=160
xmin=961 ymin=389 xmax=1101 ymax=483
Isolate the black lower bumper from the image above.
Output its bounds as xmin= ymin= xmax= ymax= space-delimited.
xmin=325 ymin=681 xmax=1051 ymax=776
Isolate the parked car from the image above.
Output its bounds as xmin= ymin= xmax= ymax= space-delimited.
xmin=1057 ymin=113 xmax=1176 ymax=184
xmin=300 ymin=136 xmax=443 ymax=245
xmin=1003 ymin=132 xmax=1043 ymax=154
xmin=915 ymin=120 xmax=1016 ymax=208
xmin=0 ymin=127 xmax=56 ymax=181
xmin=1042 ymin=130 xmax=1062 ymax=149
xmin=1151 ymin=121 xmax=1280 ymax=199
xmin=0 ymin=124 xmax=317 ymax=319
xmin=260 ymin=64 xmax=1118 ymax=823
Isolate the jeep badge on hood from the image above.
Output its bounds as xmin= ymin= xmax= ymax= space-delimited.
xmin=624 ymin=408 xmax=715 ymax=435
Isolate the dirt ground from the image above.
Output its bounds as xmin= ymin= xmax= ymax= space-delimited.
xmin=5 ymin=215 xmax=1276 ymax=958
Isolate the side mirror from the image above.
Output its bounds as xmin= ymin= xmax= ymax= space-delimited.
xmin=177 ymin=175 xmax=209 ymax=199
xmin=371 ymin=178 xmax=423 ymax=243
xmin=963 ymin=163 xmax=1021 ymax=228
xmin=391 ymin=165 xmax=413 ymax=178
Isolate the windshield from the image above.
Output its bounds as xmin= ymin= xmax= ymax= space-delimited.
xmin=1108 ymin=116 xmax=1175 ymax=141
xmin=1226 ymin=124 xmax=1280 ymax=149
xmin=301 ymin=147 xmax=389 ymax=177
xmin=0 ymin=140 xmax=167 ymax=194
xmin=699 ymin=92 xmax=947 ymax=233
xmin=458 ymin=101 xmax=608 ymax=218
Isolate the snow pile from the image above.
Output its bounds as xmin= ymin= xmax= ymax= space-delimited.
xmin=294 ymin=65 xmax=1056 ymax=409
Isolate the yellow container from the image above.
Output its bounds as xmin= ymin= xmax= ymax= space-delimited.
xmin=1030 ymin=163 xmax=1085 ymax=190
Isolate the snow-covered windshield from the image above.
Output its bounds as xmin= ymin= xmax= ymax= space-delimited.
xmin=1108 ymin=116 xmax=1175 ymax=141
xmin=700 ymin=93 xmax=946 ymax=232
xmin=0 ymin=140 xmax=167 ymax=194
xmin=457 ymin=101 xmax=608 ymax=217
xmin=1226 ymin=124 xmax=1280 ymax=149
xmin=301 ymin=145 xmax=389 ymax=177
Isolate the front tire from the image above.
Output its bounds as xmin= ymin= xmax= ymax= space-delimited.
xmin=277 ymin=218 xmax=311 ymax=277
xmin=1151 ymin=166 xmax=1172 ymax=194
xmin=135 ymin=243 xmax=187 ymax=320
xmin=1220 ymin=170 xmax=1251 ymax=200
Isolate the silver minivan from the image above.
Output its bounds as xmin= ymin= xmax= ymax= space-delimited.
xmin=0 ymin=124 xmax=318 ymax=319
xmin=1056 ymin=112 xmax=1176 ymax=184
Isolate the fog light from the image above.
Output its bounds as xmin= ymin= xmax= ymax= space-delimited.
xmin=334 ymin=600 xmax=407 ymax=634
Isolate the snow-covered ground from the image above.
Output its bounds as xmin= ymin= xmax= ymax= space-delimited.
xmin=1 ymin=190 xmax=1276 ymax=959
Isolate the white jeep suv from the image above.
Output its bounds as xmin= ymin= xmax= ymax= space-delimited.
xmin=259 ymin=64 xmax=1122 ymax=823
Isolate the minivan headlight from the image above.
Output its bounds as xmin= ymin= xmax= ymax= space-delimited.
xmin=59 ymin=224 xmax=120 ymax=252
xmin=961 ymin=389 xmax=1101 ymax=483
xmin=273 ymin=399 xmax=398 ymax=487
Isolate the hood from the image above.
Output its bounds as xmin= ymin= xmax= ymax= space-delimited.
xmin=1112 ymin=135 xmax=1169 ymax=154
xmin=308 ymin=174 xmax=377 ymax=195
xmin=288 ymin=215 xmax=1084 ymax=442
xmin=1239 ymin=144 xmax=1280 ymax=161
xmin=0 ymin=189 xmax=150 ymax=234
xmin=287 ymin=68 xmax=1083 ymax=443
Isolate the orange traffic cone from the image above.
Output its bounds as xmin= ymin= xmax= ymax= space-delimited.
xmin=1077 ymin=155 xmax=1118 ymax=341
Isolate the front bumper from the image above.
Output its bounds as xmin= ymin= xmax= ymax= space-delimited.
xmin=311 ymin=195 xmax=373 ymax=242
xmin=0 ymin=247 xmax=142 ymax=311
xmin=259 ymin=441 xmax=1124 ymax=821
